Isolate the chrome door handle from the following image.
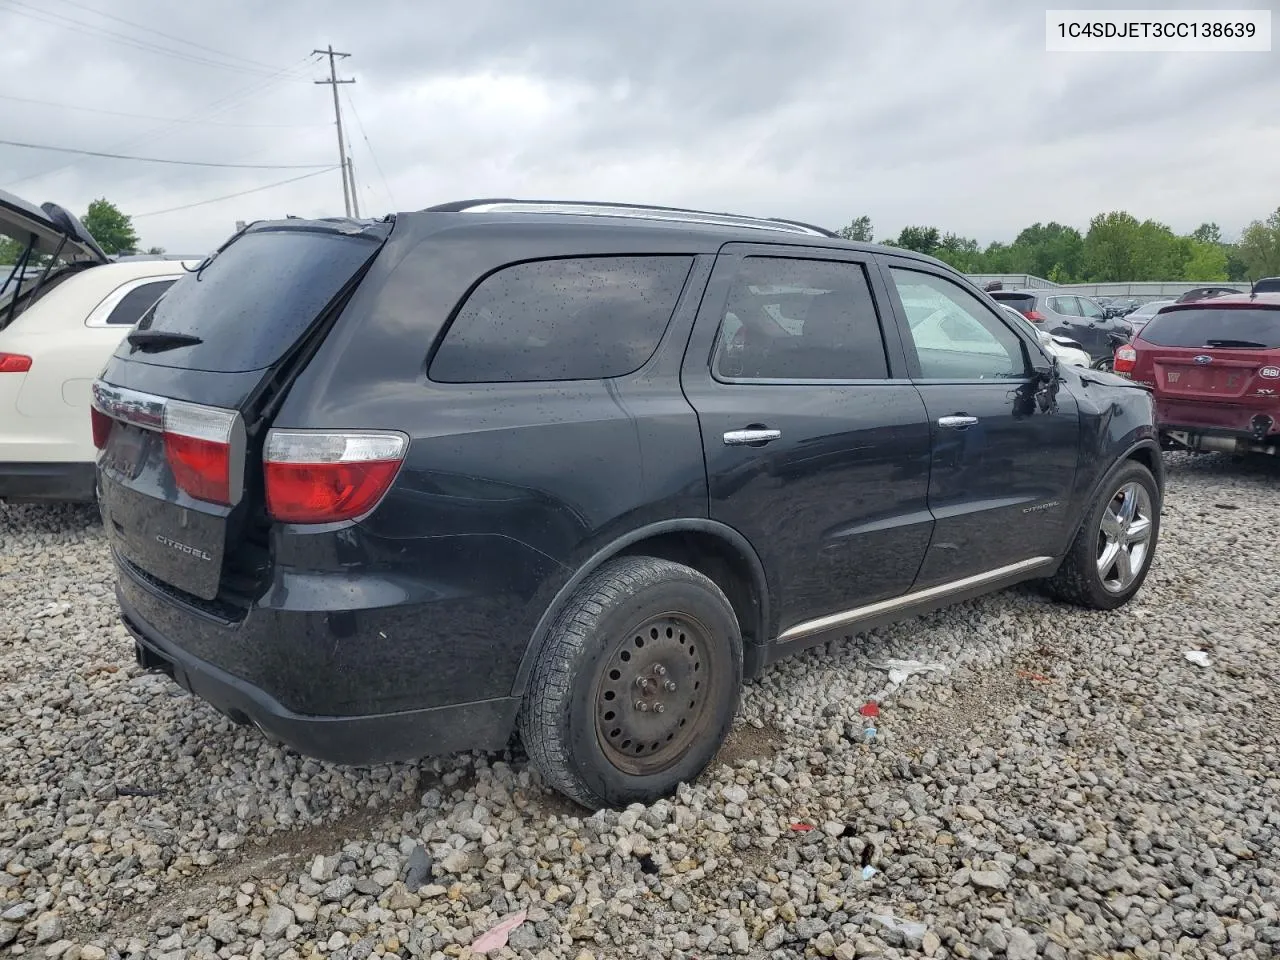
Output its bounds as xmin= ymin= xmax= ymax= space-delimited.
xmin=723 ymin=428 xmax=782 ymax=446
xmin=937 ymin=415 xmax=979 ymax=429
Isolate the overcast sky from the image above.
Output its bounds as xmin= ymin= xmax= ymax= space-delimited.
xmin=2 ymin=0 xmax=1276 ymax=254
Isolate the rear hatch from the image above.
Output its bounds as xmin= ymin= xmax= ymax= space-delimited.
xmin=1 ymin=189 xmax=107 ymax=331
xmin=1133 ymin=301 xmax=1280 ymax=426
xmin=93 ymin=218 xmax=391 ymax=605
xmin=989 ymin=291 xmax=1038 ymax=317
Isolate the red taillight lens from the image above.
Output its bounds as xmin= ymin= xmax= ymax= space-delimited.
xmin=1024 ymin=311 xmax=1046 ymax=323
xmin=1114 ymin=345 xmax=1137 ymax=375
xmin=0 ymin=353 xmax=32 ymax=373
xmin=90 ymin=407 xmax=114 ymax=450
xmin=162 ymin=400 xmax=239 ymax=505
xmin=264 ymin=430 xmax=408 ymax=524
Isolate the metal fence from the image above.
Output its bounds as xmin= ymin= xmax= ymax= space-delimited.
xmin=966 ymin=274 xmax=1243 ymax=301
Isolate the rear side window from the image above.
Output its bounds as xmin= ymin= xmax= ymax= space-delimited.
xmin=105 ymin=279 xmax=177 ymax=325
xmin=430 ymin=256 xmax=693 ymax=383
xmin=712 ymin=257 xmax=889 ymax=380
xmin=1141 ymin=308 xmax=1280 ymax=349
xmin=127 ymin=229 xmax=382 ymax=372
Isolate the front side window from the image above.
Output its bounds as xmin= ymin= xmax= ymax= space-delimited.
xmin=1078 ymin=298 xmax=1105 ymax=320
xmin=1051 ymin=296 xmax=1083 ymax=317
xmin=711 ymin=257 xmax=889 ymax=380
xmin=430 ymin=256 xmax=693 ymax=383
xmin=890 ymin=268 xmax=1027 ymax=380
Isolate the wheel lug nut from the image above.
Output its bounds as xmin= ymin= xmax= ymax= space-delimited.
xmin=664 ymin=680 xmax=677 ymax=692
xmin=636 ymin=677 xmax=650 ymax=690
xmin=654 ymin=703 xmax=665 ymax=713
xmin=635 ymin=701 xmax=648 ymax=712
xmin=654 ymin=664 xmax=667 ymax=676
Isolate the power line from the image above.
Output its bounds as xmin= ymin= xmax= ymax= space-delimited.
xmin=0 ymin=93 xmax=327 ymax=129
xmin=4 ymin=54 xmax=320 ymax=186
xmin=134 ymin=167 xmax=341 ymax=218
xmin=0 ymin=0 xmax=295 ymax=78
xmin=0 ymin=138 xmax=332 ymax=169
xmin=46 ymin=0 xmax=281 ymax=71
xmin=343 ymin=89 xmax=397 ymax=209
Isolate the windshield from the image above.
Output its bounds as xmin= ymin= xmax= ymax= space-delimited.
xmin=1140 ymin=307 xmax=1280 ymax=349
xmin=1131 ymin=301 xmax=1172 ymax=318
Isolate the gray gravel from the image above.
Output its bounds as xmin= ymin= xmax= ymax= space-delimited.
xmin=2 ymin=452 xmax=1278 ymax=960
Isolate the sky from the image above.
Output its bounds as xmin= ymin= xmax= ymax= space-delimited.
xmin=1 ymin=0 xmax=1277 ymax=255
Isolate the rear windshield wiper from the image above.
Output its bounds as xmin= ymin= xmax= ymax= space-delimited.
xmin=1204 ymin=338 xmax=1269 ymax=349
xmin=126 ymin=329 xmax=204 ymax=352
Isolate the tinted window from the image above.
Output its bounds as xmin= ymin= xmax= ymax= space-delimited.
xmin=1140 ymin=308 xmax=1280 ymax=349
xmin=128 ymin=229 xmax=382 ymax=372
xmin=430 ymin=256 xmax=693 ymax=383
xmin=990 ymin=292 xmax=1036 ymax=310
xmin=891 ymin=268 xmax=1026 ymax=380
xmin=1253 ymin=278 xmax=1280 ymax=294
xmin=105 ymin=279 xmax=177 ymax=325
xmin=712 ymin=257 xmax=888 ymax=380
xmin=1050 ymin=296 xmax=1082 ymax=316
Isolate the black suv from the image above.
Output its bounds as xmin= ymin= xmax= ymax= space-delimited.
xmin=93 ymin=200 xmax=1164 ymax=808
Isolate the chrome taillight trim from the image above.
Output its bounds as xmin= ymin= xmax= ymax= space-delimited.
xmin=91 ymin=380 xmax=167 ymax=432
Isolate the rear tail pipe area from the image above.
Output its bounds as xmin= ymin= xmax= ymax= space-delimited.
xmin=1165 ymin=429 xmax=1277 ymax=457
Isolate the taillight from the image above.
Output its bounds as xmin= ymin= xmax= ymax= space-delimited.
xmin=0 ymin=353 xmax=32 ymax=373
xmin=90 ymin=407 xmax=113 ymax=449
xmin=1024 ymin=311 xmax=1046 ymax=323
xmin=264 ymin=430 xmax=408 ymax=524
xmin=163 ymin=400 xmax=240 ymax=505
xmin=1114 ymin=345 xmax=1137 ymax=375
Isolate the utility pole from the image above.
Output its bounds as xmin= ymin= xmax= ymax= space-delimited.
xmin=313 ymin=45 xmax=355 ymax=217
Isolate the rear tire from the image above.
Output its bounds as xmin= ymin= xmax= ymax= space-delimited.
xmin=519 ymin=556 xmax=742 ymax=809
xmin=1043 ymin=460 xmax=1160 ymax=610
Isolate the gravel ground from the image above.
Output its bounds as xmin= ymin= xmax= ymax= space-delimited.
xmin=1 ymin=452 xmax=1277 ymax=960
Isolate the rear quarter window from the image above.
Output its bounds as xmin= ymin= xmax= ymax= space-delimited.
xmin=429 ymin=255 xmax=694 ymax=383
xmin=1141 ymin=308 xmax=1280 ymax=349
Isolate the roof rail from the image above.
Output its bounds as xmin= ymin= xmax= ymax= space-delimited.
xmin=426 ymin=198 xmax=834 ymax=238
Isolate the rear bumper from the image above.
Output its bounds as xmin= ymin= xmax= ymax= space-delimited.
xmin=118 ymin=584 xmax=520 ymax=764
xmin=0 ymin=460 xmax=97 ymax=503
xmin=1156 ymin=399 xmax=1280 ymax=439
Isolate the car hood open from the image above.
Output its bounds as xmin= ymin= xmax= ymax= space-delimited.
xmin=1 ymin=188 xmax=108 ymax=263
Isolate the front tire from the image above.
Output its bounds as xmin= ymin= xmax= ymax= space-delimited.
xmin=1043 ymin=460 xmax=1160 ymax=610
xmin=519 ymin=556 xmax=743 ymax=808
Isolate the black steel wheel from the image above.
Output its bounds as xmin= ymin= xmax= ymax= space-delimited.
xmin=520 ymin=556 xmax=742 ymax=808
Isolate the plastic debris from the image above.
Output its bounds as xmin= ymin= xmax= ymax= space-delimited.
xmin=871 ymin=659 xmax=947 ymax=686
xmin=1016 ymin=669 xmax=1051 ymax=682
xmin=873 ymin=913 xmax=928 ymax=940
xmin=471 ymin=910 xmax=527 ymax=954
xmin=861 ymin=865 xmax=879 ymax=880
xmin=863 ymin=726 xmax=878 ymax=743
xmin=403 ymin=843 xmax=433 ymax=893
xmin=1184 ymin=650 xmax=1212 ymax=667
xmin=858 ymin=702 xmax=881 ymax=718
xmin=790 ymin=822 xmax=813 ymax=832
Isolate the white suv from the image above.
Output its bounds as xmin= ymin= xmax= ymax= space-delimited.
xmin=1 ymin=190 xmax=197 ymax=502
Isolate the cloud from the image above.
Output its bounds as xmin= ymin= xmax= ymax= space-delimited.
xmin=2 ymin=0 xmax=1276 ymax=253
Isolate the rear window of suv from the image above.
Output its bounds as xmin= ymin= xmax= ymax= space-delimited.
xmin=125 ymin=228 xmax=383 ymax=372
xmin=1140 ymin=307 xmax=1280 ymax=349
xmin=430 ymin=255 xmax=694 ymax=383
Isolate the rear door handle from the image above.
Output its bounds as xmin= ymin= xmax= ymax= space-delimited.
xmin=937 ymin=415 xmax=979 ymax=429
xmin=723 ymin=428 xmax=782 ymax=446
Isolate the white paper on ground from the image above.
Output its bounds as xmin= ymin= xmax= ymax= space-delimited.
xmin=870 ymin=659 xmax=948 ymax=685
xmin=1184 ymin=650 xmax=1212 ymax=668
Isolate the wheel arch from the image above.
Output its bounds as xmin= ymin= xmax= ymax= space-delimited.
xmin=1063 ymin=437 xmax=1164 ymax=548
xmin=511 ymin=519 xmax=772 ymax=697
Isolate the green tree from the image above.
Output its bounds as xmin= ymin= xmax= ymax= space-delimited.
xmin=1011 ymin=222 xmax=1084 ymax=280
xmin=0 ymin=236 xmax=24 ymax=264
xmin=1237 ymin=208 xmax=1280 ymax=279
xmin=1082 ymin=212 xmax=1183 ymax=281
xmin=933 ymin=233 xmax=983 ymax=272
xmin=82 ymin=198 xmax=139 ymax=256
xmin=1190 ymin=222 xmax=1222 ymax=245
xmin=836 ymin=215 xmax=873 ymax=242
xmin=144 ymin=246 xmax=165 ymax=255
xmin=894 ymin=225 xmax=941 ymax=255
xmin=1180 ymin=240 xmax=1229 ymax=281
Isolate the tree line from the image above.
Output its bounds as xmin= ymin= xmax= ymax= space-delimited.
xmin=837 ymin=208 xmax=1280 ymax=284
xmin=1 ymin=198 xmax=160 ymax=262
